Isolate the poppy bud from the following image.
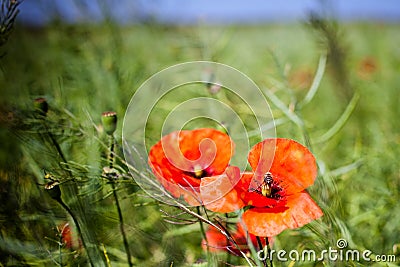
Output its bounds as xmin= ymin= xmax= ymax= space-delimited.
xmin=45 ymin=181 xmax=61 ymax=200
xmin=34 ymin=97 xmax=48 ymax=116
xmin=101 ymin=111 xmax=117 ymax=135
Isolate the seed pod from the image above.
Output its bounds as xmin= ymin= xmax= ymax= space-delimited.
xmin=101 ymin=111 xmax=117 ymax=135
xmin=34 ymin=97 xmax=48 ymax=116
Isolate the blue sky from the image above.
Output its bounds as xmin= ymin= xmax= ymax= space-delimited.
xmin=18 ymin=0 xmax=400 ymax=26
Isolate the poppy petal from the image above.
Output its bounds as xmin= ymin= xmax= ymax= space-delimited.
xmin=241 ymin=191 xmax=286 ymax=208
xmin=242 ymin=191 xmax=323 ymax=237
xmin=233 ymin=172 xmax=254 ymax=191
xmin=282 ymin=191 xmax=323 ymax=229
xmin=248 ymin=139 xmax=276 ymax=178
xmin=201 ymin=166 xmax=245 ymax=213
xmin=202 ymin=225 xmax=229 ymax=253
xmin=180 ymin=188 xmax=203 ymax=206
xmin=179 ymin=128 xmax=234 ymax=175
xmin=148 ymin=128 xmax=234 ymax=200
xmin=248 ymin=138 xmax=317 ymax=193
xmin=202 ymin=223 xmax=273 ymax=255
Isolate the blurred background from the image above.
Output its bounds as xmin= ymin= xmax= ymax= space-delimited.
xmin=1 ymin=0 xmax=399 ymax=266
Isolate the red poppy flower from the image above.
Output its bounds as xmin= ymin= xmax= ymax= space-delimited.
xmin=59 ymin=222 xmax=81 ymax=250
xmin=202 ymin=223 xmax=272 ymax=255
xmin=201 ymin=138 xmax=323 ymax=237
xmin=148 ymin=128 xmax=234 ymax=205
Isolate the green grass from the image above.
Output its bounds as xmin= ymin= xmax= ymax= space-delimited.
xmin=0 ymin=20 xmax=399 ymax=266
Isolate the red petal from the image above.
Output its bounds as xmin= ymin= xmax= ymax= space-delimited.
xmin=233 ymin=172 xmax=287 ymax=208
xmin=181 ymin=188 xmax=203 ymax=206
xmin=202 ymin=223 xmax=273 ymax=255
xmin=235 ymin=223 xmax=274 ymax=247
xmin=59 ymin=223 xmax=81 ymax=249
xmin=241 ymin=191 xmax=286 ymax=208
xmin=283 ymin=191 xmax=323 ymax=229
xmin=179 ymin=128 xmax=234 ymax=174
xmin=248 ymin=138 xmax=317 ymax=193
xmin=155 ymin=176 xmax=202 ymax=206
xmin=60 ymin=223 xmax=73 ymax=249
xmin=232 ymin=171 xmax=254 ymax=192
xmin=248 ymin=139 xmax=276 ymax=177
xmin=202 ymin=225 xmax=229 ymax=253
xmin=148 ymin=128 xmax=234 ymax=198
xmin=201 ymin=166 xmax=245 ymax=213
xmin=242 ymin=191 xmax=323 ymax=237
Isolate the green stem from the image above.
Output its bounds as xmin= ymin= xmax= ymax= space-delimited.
xmin=256 ymin=236 xmax=268 ymax=267
xmin=59 ymin=229 xmax=62 ymax=266
xmin=112 ymin=183 xmax=133 ymax=266
xmin=265 ymin=237 xmax=273 ymax=267
xmin=197 ymin=206 xmax=208 ymax=250
xmin=108 ymin=135 xmax=115 ymax=169
xmin=48 ymin=131 xmax=68 ymax=167
xmin=175 ymin=202 xmax=253 ymax=264
xmin=57 ymin=198 xmax=95 ymax=267
xmin=41 ymin=119 xmax=104 ymax=265
xmin=315 ymin=91 xmax=360 ymax=144
xmin=108 ymin=135 xmax=133 ymax=267
xmin=225 ymin=213 xmax=231 ymax=263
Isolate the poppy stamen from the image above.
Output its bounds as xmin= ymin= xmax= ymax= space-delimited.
xmin=193 ymin=164 xmax=205 ymax=178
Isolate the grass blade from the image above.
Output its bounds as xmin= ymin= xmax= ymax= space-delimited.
xmin=300 ymin=54 xmax=327 ymax=107
xmin=315 ymin=91 xmax=360 ymax=144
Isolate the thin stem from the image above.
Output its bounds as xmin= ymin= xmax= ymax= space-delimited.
xmin=263 ymin=88 xmax=304 ymax=126
xmin=225 ymin=213 xmax=231 ymax=264
xmin=175 ymin=202 xmax=254 ymax=265
xmin=299 ymin=54 xmax=327 ymax=107
xmin=56 ymin=198 xmax=95 ymax=267
xmin=101 ymin=244 xmax=112 ymax=267
xmin=112 ymin=183 xmax=133 ymax=266
xmin=197 ymin=206 xmax=215 ymax=264
xmin=197 ymin=206 xmax=208 ymax=249
xmin=256 ymin=236 xmax=268 ymax=267
xmin=108 ymin=135 xmax=133 ymax=267
xmin=39 ymin=117 xmax=71 ymax=174
xmin=40 ymin=119 xmax=103 ymax=265
xmin=315 ymin=91 xmax=360 ymax=144
xmin=48 ymin=131 xmax=68 ymax=166
xmin=58 ymin=228 xmax=62 ymax=266
xmin=108 ymin=135 xmax=115 ymax=169
xmin=265 ymin=237 xmax=273 ymax=267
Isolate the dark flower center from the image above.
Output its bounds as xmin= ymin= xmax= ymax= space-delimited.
xmin=187 ymin=164 xmax=209 ymax=179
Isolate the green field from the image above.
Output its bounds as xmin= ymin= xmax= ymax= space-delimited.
xmin=0 ymin=19 xmax=399 ymax=266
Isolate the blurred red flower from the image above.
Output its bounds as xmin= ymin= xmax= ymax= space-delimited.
xmin=201 ymin=138 xmax=323 ymax=237
xmin=59 ymin=222 xmax=81 ymax=250
xmin=202 ymin=223 xmax=272 ymax=255
xmin=148 ymin=128 xmax=234 ymax=205
xmin=357 ymin=56 xmax=378 ymax=80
